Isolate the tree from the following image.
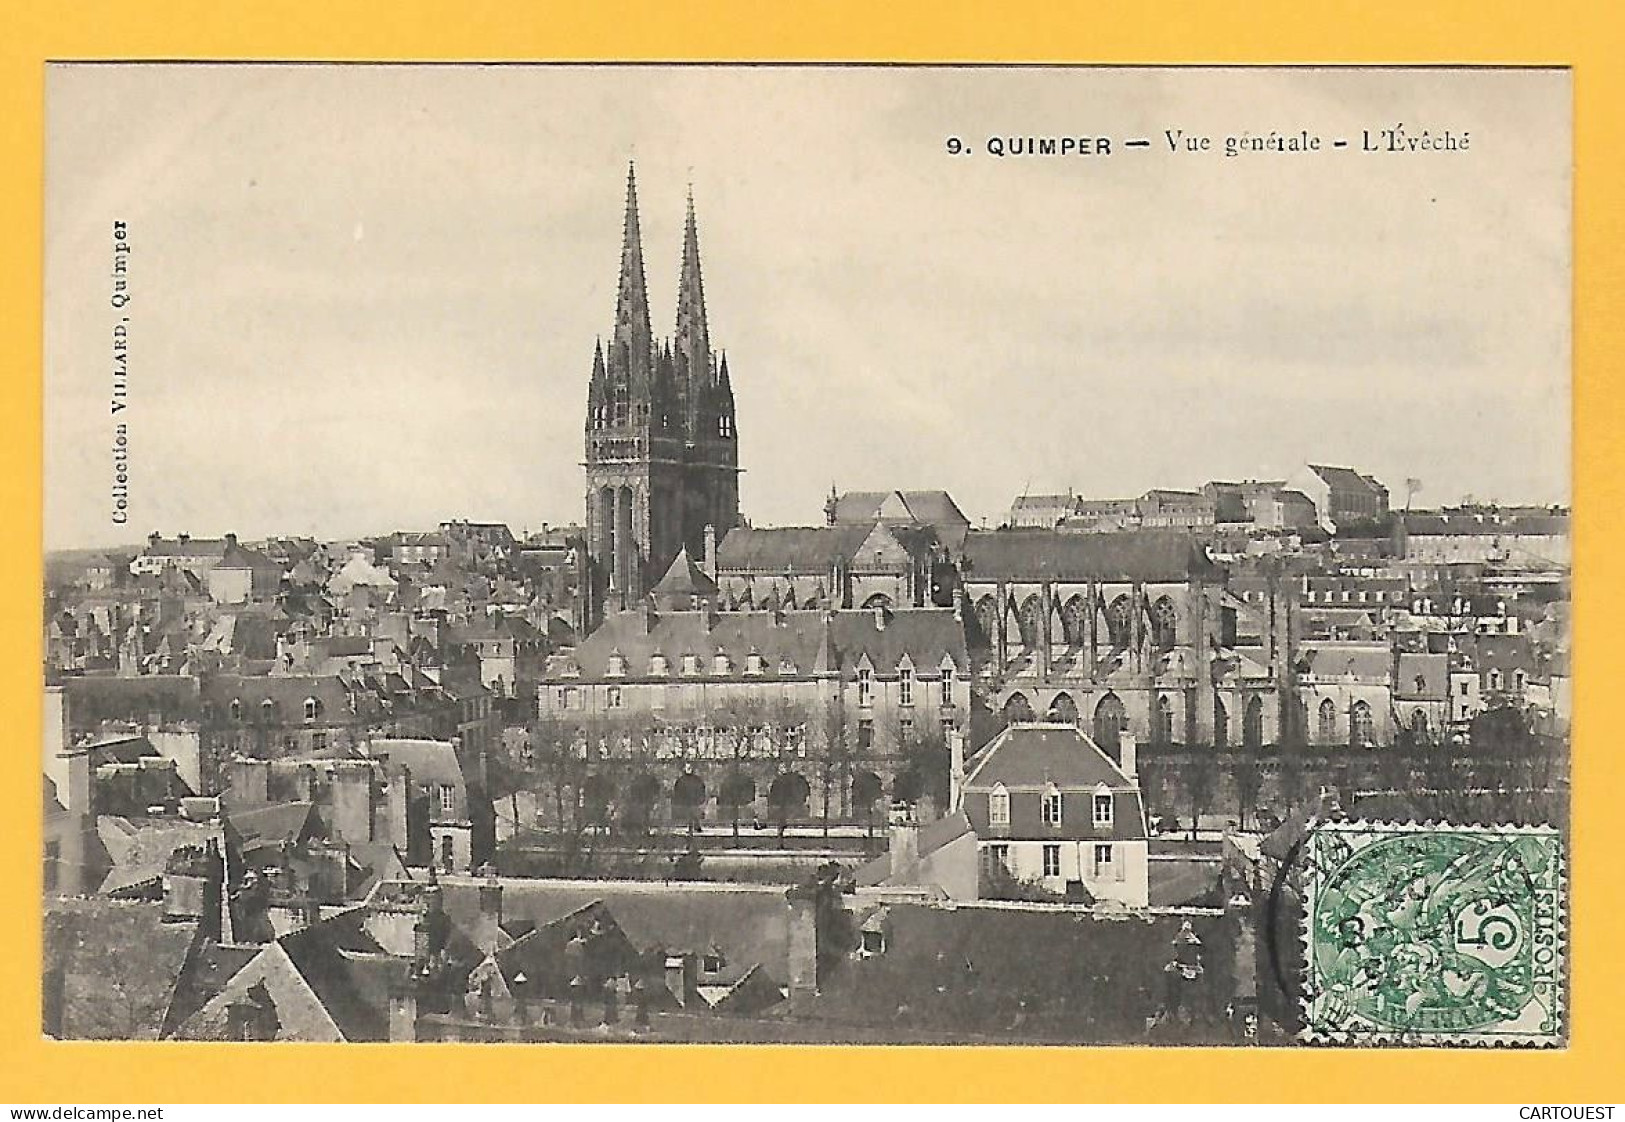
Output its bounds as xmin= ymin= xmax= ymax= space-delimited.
xmin=529 ymin=712 xmax=583 ymax=840
xmin=1186 ymin=753 xmax=1217 ymax=840
xmin=817 ymin=695 xmax=850 ymax=837
xmin=718 ymin=770 xmax=755 ymax=839
xmin=1232 ymin=746 xmax=1263 ymax=831
xmin=768 ymin=772 xmax=808 ymax=838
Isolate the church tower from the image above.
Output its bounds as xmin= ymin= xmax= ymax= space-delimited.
xmin=584 ymin=165 xmax=740 ymax=628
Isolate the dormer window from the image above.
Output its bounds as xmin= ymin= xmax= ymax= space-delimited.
xmin=713 ymin=652 xmax=731 ymax=676
xmin=702 ymin=950 xmax=725 ymax=974
xmin=779 ymin=657 xmax=798 ymax=676
xmin=303 ymin=697 xmax=322 ymax=722
xmin=606 ymin=650 xmax=626 ymax=678
xmin=682 ymin=653 xmax=700 ymax=676
xmin=857 ymin=667 xmax=873 ymax=707
xmin=745 ymin=651 xmax=764 ymax=675
xmin=1041 ymin=784 xmax=1063 ymax=827
xmin=649 ymin=653 xmax=668 ymax=677
xmin=229 ymin=699 xmax=243 ymax=722
xmin=898 ymin=666 xmax=914 ymax=707
xmin=940 ymin=662 xmax=955 ymax=705
xmin=989 ymin=783 xmax=1010 ymax=827
xmin=1093 ymin=791 xmax=1114 ymax=827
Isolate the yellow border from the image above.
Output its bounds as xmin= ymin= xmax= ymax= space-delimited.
xmin=3 ymin=0 xmax=1620 ymax=1104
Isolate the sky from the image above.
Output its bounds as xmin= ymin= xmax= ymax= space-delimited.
xmin=44 ymin=65 xmax=1571 ymax=550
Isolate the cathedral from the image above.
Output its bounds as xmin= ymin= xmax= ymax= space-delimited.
xmin=583 ymin=165 xmax=740 ymax=629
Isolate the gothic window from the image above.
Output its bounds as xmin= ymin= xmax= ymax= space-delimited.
xmin=1350 ymin=701 xmax=1375 ymax=748
xmin=229 ymin=698 xmax=243 ymax=722
xmin=1153 ymin=694 xmax=1175 ymax=746
xmin=1018 ymin=596 xmax=1043 ymax=649
xmin=1106 ymin=595 xmax=1134 ymax=649
xmin=1214 ymin=697 xmax=1229 ymax=749
xmin=1062 ymin=595 xmax=1090 ymax=647
xmin=1002 ymin=692 xmax=1034 ymax=724
xmin=1046 ymin=692 xmax=1078 ymax=724
xmin=1243 ymin=696 xmax=1264 ymax=751
xmin=1093 ymin=693 xmax=1125 ymax=754
xmin=1151 ymin=596 xmax=1178 ymax=651
xmin=974 ymin=596 xmax=999 ymax=649
xmin=1318 ymin=698 xmax=1338 ymax=745
xmin=1410 ymin=709 xmax=1429 ymax=737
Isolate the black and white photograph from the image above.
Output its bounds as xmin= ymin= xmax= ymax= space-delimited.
xmin=40 ymin=63 xmax=1571 ymax=1046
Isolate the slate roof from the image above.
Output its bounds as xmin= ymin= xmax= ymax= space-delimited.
xmin=811 ymin=903 xmax=1235 ymax=1041
xmin=833 ymin=490 xmax=971 ymax=547
xmin=97 ymin=816 xmax=219 ymax=896
xmin=715 ymin=525 xmax=870 ymax=574
xmin=427 ymin=878 xmax=797 ymax=988
xmin=1307 ymin=465 xmax=1388 ymax=497
xmin=364 ymin=739 xmax=466 ymax=792
xmin=565 ymin=607 xmax=966 ymax=681
xmin=960 ymin=530 xmax=1220 ymax=583
xmin=1297 ymin=641 xmax=1391 ymax=681
xmin=1395 ymin=652 xmax=1449 ymax=698
xmin=229 ymin=801 xmax=318 ymax=851
xmin=964 ymin=724 xmax=1135 ymax=790
xmin=43 ymin=898 xmax=198 ymax=1040
xmin=652 ymin=545 xmax=719 ymax=597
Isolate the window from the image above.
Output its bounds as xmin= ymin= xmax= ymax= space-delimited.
xmin=745 ymin=651 xmax=764 ymax=675
xmin=1093 ymin=792 xmax=1113 ymax=827
xmin=1514 ymin=670 xmax=1528 ymax=691
xmin=1041 ymin=784 xmax=1063 ymax=827
xmin=1488 ymin=669 xmax=1503 ymax=691
xmin=438 ymin=784 xmax=456 ymax=815
xmin=702 ymin=951 xmax=725 ymax=973
xmin=607 ymin=686 xmax=623 ymax=709
xmin=1318 ymin=698 xmax=1337 ymax=744
xmin=985 ymin=844 xmax=1011 ymax=873
xmin=859 ymin=929 xmax=886 ymax=955
xmin=312 ymin=731 xmax=327 ymax=752
xmin=229 ymin=698 xmax=243 ymax=722
xmin=1042 ymin=844 xmax=1062 ymax=878
xmin=261 ymin=699 xmax=277 ymax=722
xmin=713 ymin=652 xmax=731 ymax=676
xmin=899 ymin=667 xmax=914 ymax=707
xmin=1093 ymin=844 xmax=1113 ymax=875
xmin=650 ymin=653 xmax=668 ymax=676
xmin=606 ymin=651 xmax=626 ymax=678
xmin=303 ymin=697 xmax=321 ymax=722
xmin=682 ymin=653 xmax=700 ymax=676
xmin=858 ymin=718 xmax=874 ymax=750
xmin=1459 ymin=680 xmax=1470 ymax=696
xmin=940 ymin=664 xmax=954 ymax=705
xmin=989 ymin=784 xmax=1010 ymax=827
xmin=857 ymin=667 xmax=872 ymax=707
xmin=1350 ymin=700 xmax=1375 ymax=749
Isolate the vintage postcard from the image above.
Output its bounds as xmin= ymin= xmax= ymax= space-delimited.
xmin=40 ymin=64 xmax=1570 ymax=1047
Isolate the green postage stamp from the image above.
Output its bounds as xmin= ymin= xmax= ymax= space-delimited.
xmin=1301 ymin=821 xmax=1565 ymax=1046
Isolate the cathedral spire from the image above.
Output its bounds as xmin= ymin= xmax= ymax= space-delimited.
xmin=676 ymin=185 xmax=712 ymax=382
xmin=612 ymin=162 xmax=653 ymax=393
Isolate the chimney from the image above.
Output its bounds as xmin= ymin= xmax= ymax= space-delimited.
xmin=1120 ymin=728 xmax=1138 ymax=783
xmin=887 ymin=801 xmax=920 ymax=883
xmin=475 ymin=869 xmax=503 ymax=958
xmin=702 ymin=524 xmax=717 ymax=580
xmin=948 ymin=726 xmax=966 ymax=812
xmin=227 ymin=758 xmax=271 ymax=807
xmin=663 ymin=953 xmax=697 ymax=1009
xmin=388 ymin=965 xmax=419 ymax=1043
xmin=383 ymin=762 xmax=410 ymax=851
xmin=328 ymin=760 xmax=375 ymax=844
xmin=148 ymin=531 xmax=161 ymax=547
xmin=785 ymin=884 xmax=820 ymax=1015
xmin=224 ymin=533 xmax=238 ymax=548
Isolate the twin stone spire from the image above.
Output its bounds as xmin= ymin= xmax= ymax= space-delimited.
xmin=589 ymin=162 xmax=733 ymax=444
